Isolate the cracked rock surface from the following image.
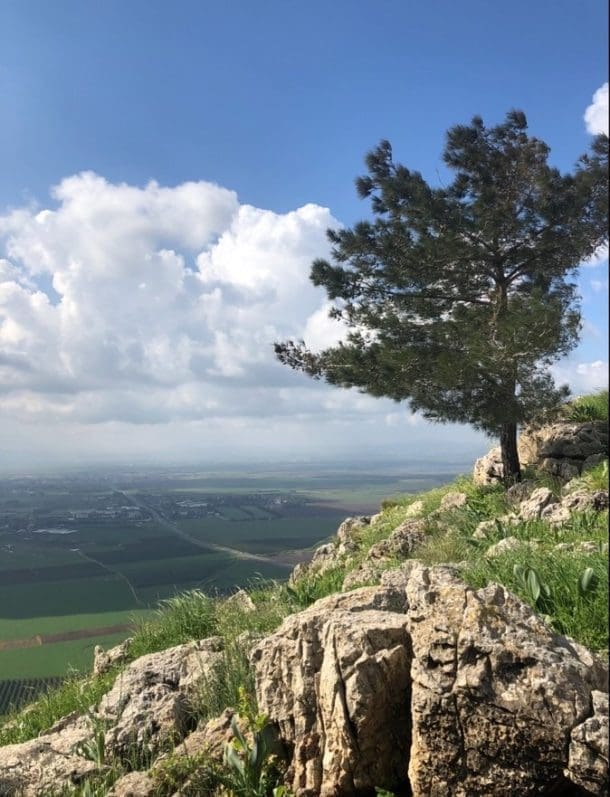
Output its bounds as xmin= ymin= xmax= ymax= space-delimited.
xmin=0 ymin=713 xmax=96 ymax=797
xmin=251 ymin=564 xmax=609 ymax=797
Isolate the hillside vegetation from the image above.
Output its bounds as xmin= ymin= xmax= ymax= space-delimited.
xmin=0 ymin=403 xmax=608 ymax=796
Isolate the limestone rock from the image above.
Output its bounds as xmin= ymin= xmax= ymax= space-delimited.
xmin=404 ymin=499 xmax=425 ymax=517
xmin=520 ymin=421 xmax=608 ymax=464
xmin=336 ymin=516 xmax=370 ymax=545
xmin=506 ymin=480 xmax=535 ymax=506
xmin=439 ymin=491 xmax=468 ymax=512
xmin=582 ymin=453 xmax=608 ymax=472
xmin=93 ymin=637 xmax=133 ymax=676
xmin=518 ymin=487 xmax=557 ymax=520
xmin=341 ymin=562 xmax=381 ymax=590
xmin=473 ymin=446 xmax=503 ymax=486
xmin=576 ymin=541 xmax=601 ymax=554
xmin=223 ymin=588 xmax=256 ymax=613
xmin=405 ymin=566 xmax=607 ymax=796
xmin=566 ymin=690 xmax=609 ymax=794
xmin=0 ymin=713 xmax=96 ymax=797
xmin=367 ymin=518 xmax=426 ymax=561
xmin=98 ymin=637 xmax=224 ymax=759
xmin=168 ymin=708 xmax=236 ymax=763
xmin=252 ymin=565 xmax=609 ymax=796
xmin=473 ymin=514 xmax=518 ymax=540
xmin=540 ymin=457 xmax=580 ymax=480
xmin=379 ymin=559 xmax=424 ymax=590
xmin=473 ymin=421 xmax=608 ymax=485
xmin=540 ymin=503 xmax=571 ymax=525
xmin=106 ymin=770 xmax=157 ymax=797
xmin=562 ymin=489 xmax=609 ymax=513
xmin=251 ymin=587 xmax=412 ymax=796
xmin=484 ymin=536 xmax=535 ymax=558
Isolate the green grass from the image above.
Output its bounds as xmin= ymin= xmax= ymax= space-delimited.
xmin=284 ymin=564 xmax=347 ymax=608
xmin=464 ymin=547 xmax=608 ymax=652
xmin=567 ymin=460 xmax=609 ymax=493
xmin=0 ymin=667 xmax=117 ymax=746
xmin=129 ymin=590 xmax=219 ymax=659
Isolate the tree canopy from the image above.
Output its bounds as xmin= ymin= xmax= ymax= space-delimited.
xmin=275 ymin=111 xmax=609 ymax=483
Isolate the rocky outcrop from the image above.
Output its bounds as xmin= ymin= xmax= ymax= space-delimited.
xmin=290 ymin=516 xmax=372 ymax=583
xmin=518 ymin=486 xmax=558 ymax=520
xmin=250 ymin=586 xmax=411 ymax=796
xmin=439 ymin=491 xmax=468 ymax=511
xmin=474 ymin=421 xmax=608 ymax=485
xmin=99 ymin=637 xmax=224 ymax=759
xmin=0 ymin=713 xmax=96 ymax=797
xmin=0 ymin=638 xmax=228 ymax=795
xmin=93 ymin=637 xmax=133 ymax=676
xmin=566 ymin=690 xmax=609 ymax=794
xmin=251 ymin=564 xmax=609 ymax=797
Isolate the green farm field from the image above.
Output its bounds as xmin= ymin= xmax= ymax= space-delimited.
xmin=0 ymin=463 xmax=465 ymax=682
xmin=0 ymin=632 xmax=130 ymax=679
xmin=0 ymin=609 xmax=152 ymax=642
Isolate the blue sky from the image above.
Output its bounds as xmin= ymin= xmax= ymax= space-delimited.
xmin=0 ymin=0 xmax=607 ymax=468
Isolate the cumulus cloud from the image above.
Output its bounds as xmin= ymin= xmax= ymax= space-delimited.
xmin=584 ymin=82 xmax=609 ymax=135
xmin=0 ymin=173 xmax=348 ymax=425
xmin=552 ymin=360 xmax=609 ymax=395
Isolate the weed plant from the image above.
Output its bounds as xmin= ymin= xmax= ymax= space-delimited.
xmin=284 ymin=564 xmax=346 ymax=608
xmin=193 ymin=637 xmax=255 ymax=724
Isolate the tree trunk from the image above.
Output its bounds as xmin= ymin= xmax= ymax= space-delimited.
xmin=500 ymin=422 xmax=521 ymax=485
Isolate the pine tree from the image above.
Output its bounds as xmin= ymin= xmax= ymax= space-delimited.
xmin=275 ymin=111 xmax=609 ymax=484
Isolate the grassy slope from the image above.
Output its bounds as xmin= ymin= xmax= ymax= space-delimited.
xmin=0 ymin=399 xmax=607 ymax=794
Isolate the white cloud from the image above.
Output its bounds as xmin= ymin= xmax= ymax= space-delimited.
xmin=584 ymin=82 xmax=609 ymax=136
xmin=0 ymin=173 xmax=349 ymax=427
xmin=552 ymin=360 xmax=609 ymax=395
xmin=590 ymin=277 xmax=609 ymax=294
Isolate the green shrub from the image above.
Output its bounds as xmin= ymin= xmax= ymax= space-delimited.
xmin=563 ymin=390 xmax=608 ymax=422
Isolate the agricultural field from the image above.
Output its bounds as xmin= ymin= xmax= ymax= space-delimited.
xmin=0 ymin=461 xmax=462 ymax=690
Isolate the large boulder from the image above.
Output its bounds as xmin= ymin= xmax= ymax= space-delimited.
xmin=405 ymin=566 xmax=606 ymax=797
xmin=251 ymin=565 xmax=608 ymax=797
xmin=250 ymin=586 xmax=411 ymax=796
xmin=474 ymin=421 xmax=608 ymax=485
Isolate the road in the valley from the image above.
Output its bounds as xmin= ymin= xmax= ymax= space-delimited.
xmin=116 ymin=491 xmax=292 ymax=570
